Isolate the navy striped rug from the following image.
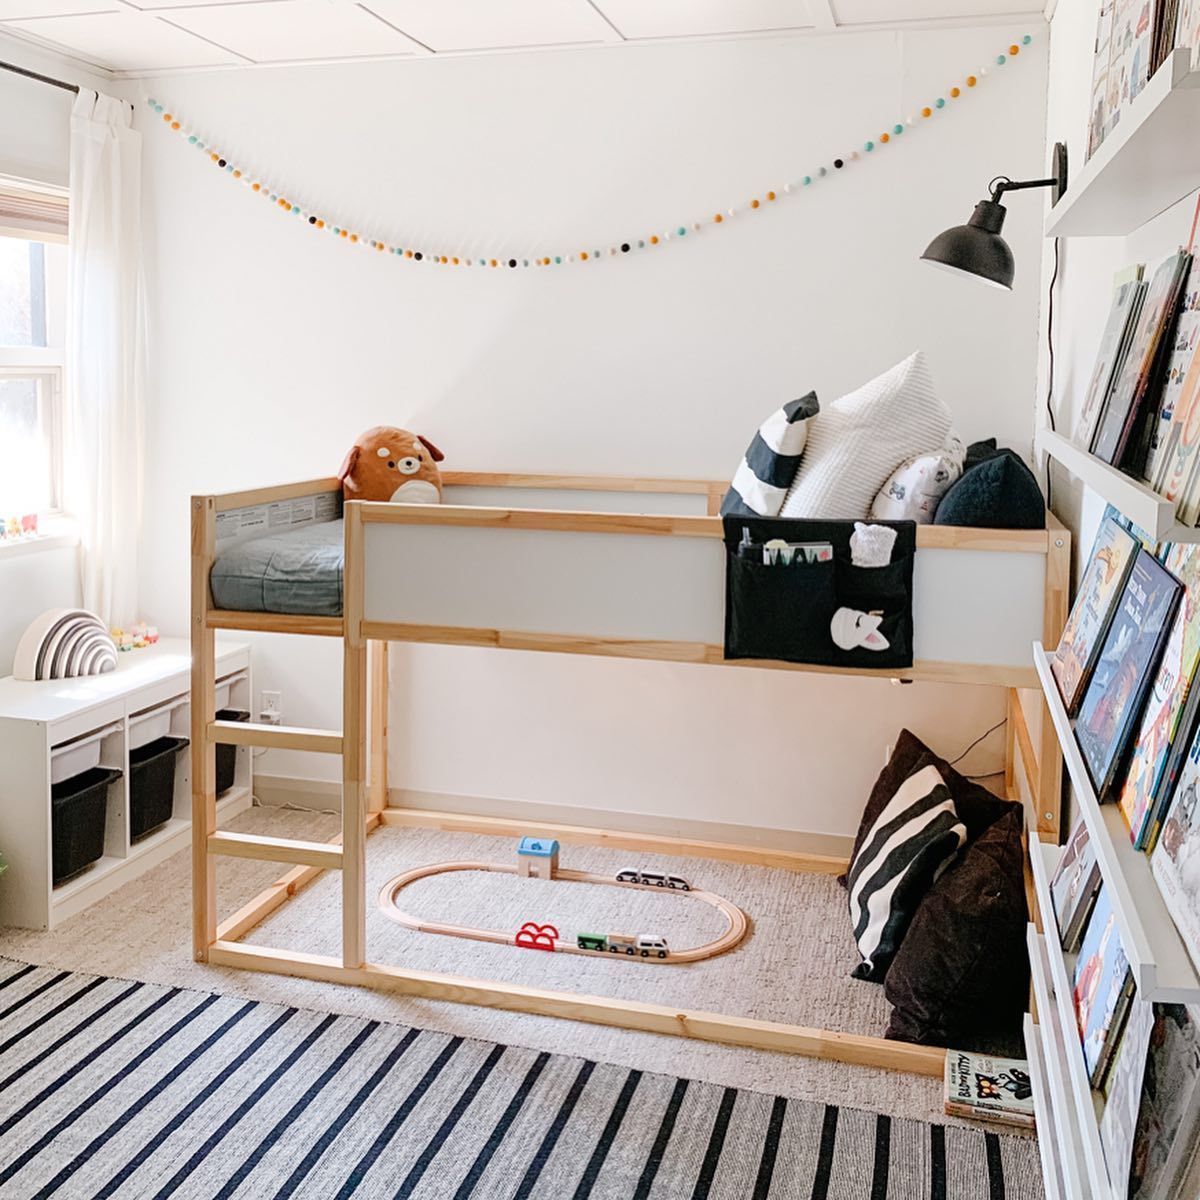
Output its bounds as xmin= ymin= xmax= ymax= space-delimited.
xmin=0 ymin=959 xmax=1042 ymax=1199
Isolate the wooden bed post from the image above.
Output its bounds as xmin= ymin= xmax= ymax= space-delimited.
xmin=191 ymin=495 xmax=218 ymax=961
xmin=1037 ymin=515 xmax=1071 ymax=842
xmin=368 ymin=641 xmax=389 ymax=814
xmin=342 ymin=502 xmax=368 ymax=968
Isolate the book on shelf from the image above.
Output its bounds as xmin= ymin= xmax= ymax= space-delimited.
xmin=1078 ymin=271 xmax=1147 ymax=450
xmin=1088 ymin=0 xmax=1118 ymax=158
xmin=1103 ymin=0 xmax=1152 ymax=142
xmin=1180 ymin=0 xmax=1200 ymax=67
xmin=1146 ymin=264 xmax=1200 ymax=487
xmin=1149 ymin=274 xmax=1200 ymax=524
xmin=1093 ymin=253 xmax=1192 ymax=470
xmin=942 ymin=1050 xmax=1034 ymax=1129
xmin=1150 ymin=735 xmax=1200 ymax=975
xmin=1100 ymin=995 xmax=1155 ymax=1188
xmin=1119 ymin=544 xmax=1200 ymax=846
xmin=1052 ymin=514 xmax=1140 ymax=714
xmin=1128 ymin=1004 xmax=1200 ymax=1200
xmin=1051 ymin=817 xmax=1104 ymax=952
xmin=1153 ymin=0 xmax=1181 ymax=77
xmin=1073 ymin=886 xmax=1136 ymax=1086
xmin=1076 ymin=550 xmax=1184 ymax=799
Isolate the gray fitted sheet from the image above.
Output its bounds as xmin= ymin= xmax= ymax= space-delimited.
xmin=210 ymin=520 xmax=344 ymax=616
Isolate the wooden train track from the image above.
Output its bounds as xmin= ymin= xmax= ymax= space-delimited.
xmin=378 ymin=861 xmax=749 ymax=964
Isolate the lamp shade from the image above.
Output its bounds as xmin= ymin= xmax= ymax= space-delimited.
xmin=921 ymin=199 xmax=1014 ymax=290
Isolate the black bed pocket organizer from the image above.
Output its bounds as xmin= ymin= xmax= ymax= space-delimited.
xmin=723 ymin=516 xmax=916 ymax=670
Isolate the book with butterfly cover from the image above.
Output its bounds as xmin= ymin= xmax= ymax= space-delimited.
xmin=1075 ymin=551 xmax=1183 ymax=799
xmin=942 ymin=1050 xmax=1034 ymax=1129
xmin=1052 ymin=514 xmax=1141 ymax=714
xmin=1093 ymin=252 xmax=1192 ymax=469
xmin=1119 ymin=544 xmax=1200 ymax=847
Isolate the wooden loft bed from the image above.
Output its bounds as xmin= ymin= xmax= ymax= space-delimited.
xmin=191 ymin=470 xmax=1070 ymax=1078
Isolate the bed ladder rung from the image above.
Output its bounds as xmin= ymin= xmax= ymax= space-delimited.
xmin=207 ymin=832 xmax=344 ymax=870
xmin=207 ymin=720 xmax=343 ymax=755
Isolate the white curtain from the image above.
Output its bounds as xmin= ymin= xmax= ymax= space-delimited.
xmin=65 ymin=90 xmax=144 ymax=628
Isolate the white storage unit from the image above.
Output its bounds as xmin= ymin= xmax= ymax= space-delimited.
xmin=0 ymin=638 xmax=251 ymax=930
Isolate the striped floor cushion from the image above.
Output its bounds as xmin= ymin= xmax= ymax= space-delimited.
xmin=847 ymin=763 xmax=967 ymax=982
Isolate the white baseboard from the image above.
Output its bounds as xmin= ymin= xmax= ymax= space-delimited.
xmin=252 ymin=775 xmax=855 ymax=859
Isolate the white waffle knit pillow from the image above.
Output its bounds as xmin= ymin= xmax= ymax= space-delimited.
xmin=780 ymin=352 xmax=952 ymax=520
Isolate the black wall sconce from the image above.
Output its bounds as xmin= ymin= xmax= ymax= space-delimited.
xmin=921 ymin=142 xmax=1068 ymax=290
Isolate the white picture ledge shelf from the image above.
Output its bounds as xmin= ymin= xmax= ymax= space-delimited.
xmin=1033 ymin=641 xmax=1200 ymax=1002
xmin=1045 ymin=47 xmax=1200 ymax=238
xmin=1036 ymin=428 xmax=1196 ymax=544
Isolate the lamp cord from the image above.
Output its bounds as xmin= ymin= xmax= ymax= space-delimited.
xmin=1044 ymin=235 xmax=1060 ymax=507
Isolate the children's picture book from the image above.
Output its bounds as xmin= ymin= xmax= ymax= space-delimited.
xmin=1088 ymin=0 xmax=1117 ymax=158
xmin=1100 ymin=995 xmax=1154 ymax=1190
xmin=1053 ymin=516 xmax=1140 ymax=714
xmin=942 ymin=1050 xmax=1034 ymax=1129
xmin=1073 ymin=887 xmax=1135 ymax=1085
xmin=1151 ymin=738 xmax=1200 ymax=975
xmin=1104 ymin=0 xmax=1141 ymax=139
xmin=1119 ymin=543 xmax=1200 ymax=846
xmin=1051 ymin=818 xmax=1104 ymax=952
xmin=1094 ymin=252 xmax=1191 ymax=468
xmin=1147 ymin=265 xmax=1200 ymax=485
xmin=1180 ymin=0 xmax=1200 ymax=67
xmin=1076 ymin=552 xmax=1183 ymax=799
xmin=1128 ymin=1004 xmax=1200 ymax=1200
xmin=1080 ymin=274 xmax=1148 ymax=450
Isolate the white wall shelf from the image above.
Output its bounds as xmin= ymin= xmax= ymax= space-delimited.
xmin=1027 ymin=839 xmax=1113 ymax=1200
xmin=1036 ymin=428 xmax=1195 ymax=543
xmin=0 ymin=638 xmax=252 ymax=930
xmin=1033 ymin=641 xmax=1200 ymax=1002
xmin=1045 ymin=48 xmax=1200 ymax=238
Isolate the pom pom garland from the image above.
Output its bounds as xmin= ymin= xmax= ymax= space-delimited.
xmin=145 ymin=34 xmax=1031 ymax=273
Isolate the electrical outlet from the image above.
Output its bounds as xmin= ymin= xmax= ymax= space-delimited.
xmin=261 ymin=690 xmax=282 ymax=725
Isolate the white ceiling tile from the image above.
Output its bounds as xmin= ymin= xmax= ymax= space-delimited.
xmin=830 ymin=0 xmax=1038 ymax=24
xmin=0 ymin=0 xmax=118 ymax=17
xmin=2 ymin=10 xmax=244 ymax=68
xmin=362 ymin=0 xmax=612 ymax=51
xmin=162 ymin=0 xmax=421 ymax=62
xmin=592 ymin=0 xmax=812 ymax=40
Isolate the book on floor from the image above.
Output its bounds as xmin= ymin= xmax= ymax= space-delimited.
xmin=1119 ymin=544 xmax=1200 ymax=847
xmin=1151 ymin=737 xmax=1200 ymax=976
xmin=942 ymin=1050 xmax=1034 ymax=1129
xmin=1093 ymin=252 xmax=1192 ymax=469
xmin=1128 ymin=1004 xmax=1200 ymax=1200
xmin=1052 ymin=515 xmax=1141 ymax=714
xmin=1075 ymin=551 xmax=1183 ymax=799
xmin=1051 ymin=817 xmax=1104 ymax=952
xmin=1147 ymin=265 xmax=1200 ymax=486
xmin=1073 ymin=886 xmax=1136 ymax=1086
xmin=1079 ymin=272 xmax=1147 ymax=450
xmin=1100 ymin=995 xmax=1154 ymax=1189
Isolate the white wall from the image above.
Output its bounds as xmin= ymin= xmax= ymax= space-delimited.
xmin=0 ymin=34 xmax=109 ymax=675
xmin=137 ymin=26 xmax=1050 ymax=836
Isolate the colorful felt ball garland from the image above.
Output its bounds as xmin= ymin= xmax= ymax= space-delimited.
xmin=148 ymin=33 xmax=1032 ymax=272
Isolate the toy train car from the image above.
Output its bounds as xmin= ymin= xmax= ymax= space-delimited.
xmin=576 ymin=931 xmax=669 ymax=958
xmin=615 ymin=868 xmax=690 ymax=890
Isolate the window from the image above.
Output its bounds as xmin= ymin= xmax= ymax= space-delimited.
xmin=0 ymin=180 xmax=67 ymax=523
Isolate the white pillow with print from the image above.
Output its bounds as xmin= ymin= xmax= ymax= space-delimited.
xmin=870 ymin=435 xmax=966 ymax=523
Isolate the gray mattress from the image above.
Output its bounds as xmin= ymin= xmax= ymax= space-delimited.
xmin=210 ymin=520 xmax=344 ymax=616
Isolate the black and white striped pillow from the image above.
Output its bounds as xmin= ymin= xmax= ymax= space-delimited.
xmin=847 ymin=763 xmax=966 ymax=982
xmin=720 ymin=391 xmax=820 ymax=517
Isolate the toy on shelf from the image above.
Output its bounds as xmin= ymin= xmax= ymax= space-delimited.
xmin=378 ymin=838 xmax=747 ymax=966
xmin=13 ymin=609 xmax=117 ymax=680
xmin=517 ymin=837 xmax=559 ymax=880
xmin=615 ymin=868 xmax=690 ymax=890
xmin=111 ymin=622 xmax=160 ymax=652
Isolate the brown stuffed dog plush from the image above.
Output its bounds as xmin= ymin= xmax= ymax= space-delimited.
xmin=338 ymin=427 xmax=444 ymax=504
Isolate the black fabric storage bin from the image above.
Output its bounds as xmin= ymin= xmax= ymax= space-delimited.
xmin=129 ymin=736 xmax=188 ymax=841
xmin=51 ymin=766 xmax=120 ymax=884
xmin=215 ymin=708 xmax=248 ymax=796
xmin=723 ymin=516 xmax=916 ymax=670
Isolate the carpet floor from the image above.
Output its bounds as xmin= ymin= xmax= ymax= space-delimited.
xmin=0 ymin=805 xmax=1016 ymax=1132
xmin=0 ymin=959 xmax=1043 ymax=1200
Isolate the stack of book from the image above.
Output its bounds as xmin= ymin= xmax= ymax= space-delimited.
xmin=1087 ymin=0 xmax=1196 ymax=161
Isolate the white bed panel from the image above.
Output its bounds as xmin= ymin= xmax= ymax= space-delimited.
xmin=441 ymin=486 xmax=709 ymax=515
xmin=912 ymin=548 xmax=1045 ymax=666
xmin=364 ymin=522 xmax=727 ymax=642
xmin=364 ymin=523 xmax=1047 ymax=666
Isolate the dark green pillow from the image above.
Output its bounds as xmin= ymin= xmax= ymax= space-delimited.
xmin=934 ymin=448 xmax=1045 ymax=529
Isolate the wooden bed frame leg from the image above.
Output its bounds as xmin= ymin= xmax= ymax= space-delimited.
xmin=369 ymin=640 xmax=389 ymax=814
xmin=342 ymin=504 xmax=368 ymax=968
xmin=1038 ymin=515 xmax=1071 ymax=842
xmin=191 ymin=495 xmax=218 ymax=962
